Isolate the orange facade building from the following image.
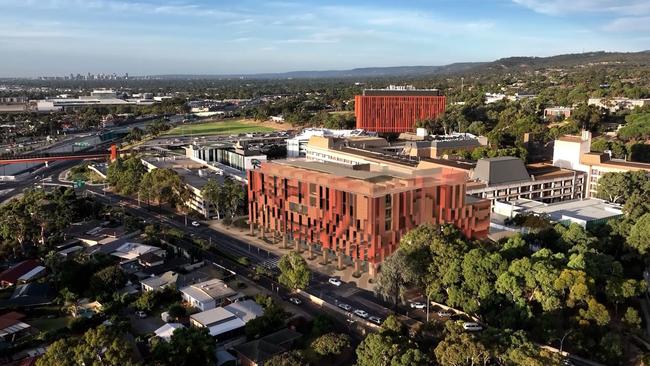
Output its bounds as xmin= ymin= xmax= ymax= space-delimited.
xmin=355 ymin=88 xmax=446 ymax=133
xmin=248 ymin=160 xmax=489 ymax=276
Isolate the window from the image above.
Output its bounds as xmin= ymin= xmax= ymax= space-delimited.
xmin=384 ymin=195 xmax=392 ymax=231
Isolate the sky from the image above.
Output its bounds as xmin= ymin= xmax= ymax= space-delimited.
xmin=0 ymin=0 xmax=649 ymax=77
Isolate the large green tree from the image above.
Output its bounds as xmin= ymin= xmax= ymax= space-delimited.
xmin=277 ymin=251 xmax=310 ymax=290
xmin=152 ymin=326 xmax=216 ymax=366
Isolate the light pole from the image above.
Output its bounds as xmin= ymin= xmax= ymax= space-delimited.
xmin=426 ymin=291 xmax=431 ymax=323
xmin=560 ymin=329 xmax=574 ymax=354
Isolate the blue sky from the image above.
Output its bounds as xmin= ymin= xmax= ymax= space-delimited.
xmin=0 ymin=0 xmax=649 ymax=77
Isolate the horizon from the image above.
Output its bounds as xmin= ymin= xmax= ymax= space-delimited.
xmin=1 ymin=0 xmax=649 ymax=77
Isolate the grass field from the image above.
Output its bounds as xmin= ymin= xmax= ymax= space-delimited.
xmin=163 ymin=118 xmax=278 ymax=136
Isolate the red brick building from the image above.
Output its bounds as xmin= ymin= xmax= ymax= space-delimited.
xmin=248 ymin=160 xmax=489 ymax=276
xmin=355 ymin=87 xmax=446 ymax=134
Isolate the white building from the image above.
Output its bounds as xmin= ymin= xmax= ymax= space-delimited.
xmin=140 ymin=271 xmax=178 ymax=292
xmin=552 ymin=130 xmax=592 ymax=172
xmin=588 ymin=97 xmax=650 ymax=112
xmin=485 ymin=93 xmax=507 ymax=104
xmin=180 ymin=278 xmax=238 ymax=311
xmin=154 ymin=323 xmax=184 ymax=342
xmin=286 ymin=128 xmax=377 ymax=157
xmin=110 ymin=242 xmax=166 ymax=262
xmin=189 ymin=299 xmax=263 ymax=338
xmin=185 ymin=143 xmax=267 ymax=172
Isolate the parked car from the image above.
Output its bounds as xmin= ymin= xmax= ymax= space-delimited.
xmin=328 ymin=278 xmax=342 ymax=286
xmin=337 ymin=303 xmax=352 ymax=311
xmin=368 ymin=316 xmax=382 ymax=325
xmin=135 ymin=311 xmax=147 ymax=319
xmin=462 ymin=322 xmax=483 ymax=331
xmin=353 ymin=309 xmax=369 ymax=319
xmin=410 ymin=301 xmax=426 ymax=309
xmin=437 ymin=310 xmax=453 ymax=317
xmin=288 ymin=297 xmax=302 ymax=305
xmin=191 ymin=221 xmax=201 ymax=227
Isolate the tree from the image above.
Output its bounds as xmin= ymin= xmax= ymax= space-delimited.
xmin=35 ymin=337 xmax=77 ymax=366
xmin=201 ymin=179 xmax=223 ymax=219
xmin=434 ymin=325 xmax=492 ymax=366
xmin=107 ymin=156 xmax=146 ymax=196
xmin=265 ymin=350 xmax=306 ymax=366
xmin=311 ymin=332 xmax=351 ymax=357
xmin=152 ymin=326 xmax=216 ymax=366
xmin=90 ymin=265 xmax=127 ymax=297
xmin=622 ymin=307 xmax=642 ymax=329
xmin=627 ymin=213 xmax=650 ymax=254
xmin=37 ymin=326 xmax=137 ymax=366
xmin=356 ymin=333 xmax=403 ymax=366
xmin=374 ymin=249 xmax=410 ymax=310
xmin=167 ymin=302 xmax=187 ymax=319
xmin=277 ymin=251 xmax=310 ymax=290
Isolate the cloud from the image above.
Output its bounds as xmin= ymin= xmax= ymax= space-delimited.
xmin=512 ymin=0 xmax=650 ymax=16
xmin=604 ymin=16 xmax=650 ymax=32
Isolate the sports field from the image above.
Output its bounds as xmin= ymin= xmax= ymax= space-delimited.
xmin=163 ymin=118 xmax=278 ymax=136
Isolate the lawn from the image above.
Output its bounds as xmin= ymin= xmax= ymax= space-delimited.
xmin=30 ymin=316 xmax=73 ymax=332
xmin=163 ymin=118 xmax=277 ymax=136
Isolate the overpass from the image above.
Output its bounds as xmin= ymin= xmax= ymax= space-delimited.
xmin=0 ymin=145 xmax=118 ymax=164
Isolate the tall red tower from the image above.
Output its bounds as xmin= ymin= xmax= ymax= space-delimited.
xmin=355 ymin=86 xmax=446 ymax=133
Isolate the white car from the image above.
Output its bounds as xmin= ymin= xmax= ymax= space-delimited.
xmin=328 ymin=278 xmax=342 ymax=286
xmin=135 ymin=311 xmax=147 ymax=319
xmin=191 ymin=221 xmax=200 ymax=227
xmin=337 ymin=303 xmax=352 ymax=312
xmin=410 ymin=301 xmax=426 ymax=309
xmin=288 ymin=297 xmax=302 ymax=305
xmin=368 ymin=316 xmax=382 ymax=325
xmin=353 ymin=309 xmax=369 ymax=319
xmin=437 ymin=310 xmax=453 ymax=317
xmin=462 ymin=322 xmax=483 ymax=331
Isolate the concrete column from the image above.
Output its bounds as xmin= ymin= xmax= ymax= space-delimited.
xmin=369 ymin=262 xmax=377 ymax=278
xmin=354 ymin=259 xmax=360 ymax=273
xmin=282 ymin=234 xmax=288 ymax=249
xmin=249 ymin=222 xmax=255 ymax=236
xmin=337 ymin=252 xmax=344 ymax=270
xmin=308 ymin=244 xmax=313 ymax=260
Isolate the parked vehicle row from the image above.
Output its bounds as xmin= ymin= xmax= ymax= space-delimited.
xmin=336 ymin=302 xmax=382 ymax=325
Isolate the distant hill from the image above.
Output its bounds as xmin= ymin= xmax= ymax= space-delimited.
xmin=152 ymin=50 xmax=650 ymax=80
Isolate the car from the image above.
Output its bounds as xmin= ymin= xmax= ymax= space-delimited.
xmin=410 ymin=301 xmax=426 ymax=309
xmin=135 ymin=311 xmax=147 ymax=319
xmin=353 ymin=309 xmax=369 ymax=319
xmin=368 ymin=316 xmax=382 ymax=325
xmin=328 ymin=278 xmax=342 ymax=286
xmin=561 ymin=359 xmax=575 ymax=366
xmin=288 ymin=297 xmax=302 ymax=305
xmin=191 ymin=221 xmax=201 ymax=227
xmin=437 ymin=310 xmax=453 ymax=317
xmin=337 ymin=303 xmax=352 ymax=312
xmin=462 ymin=322 xmax=483 ymax=331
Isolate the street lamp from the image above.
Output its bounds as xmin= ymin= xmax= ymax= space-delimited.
xmin=560 ymin=329 xmax=574 ymax=354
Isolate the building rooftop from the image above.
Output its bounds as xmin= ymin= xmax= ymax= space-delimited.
xmin=111 ymin=242 xmax=162 ymax=261
xmin=0 ymin=260 xmax=40 ymax=286
xmin=505 ymin=198 xmax=623 ymax=223
xmin=223 ymin=300 xmax=264 ymax=322
xmin=154 ymin=323 xmax=184 ymax=341
xmin=140 ymin=271 xmax=178 ymax=289
xmin=472 ymin=157 xmax=530 ymax=185
xmin=181 ymin=278 xmax=237 ymax=304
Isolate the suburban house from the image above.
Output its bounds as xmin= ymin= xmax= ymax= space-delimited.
xmin=180 ymin=278 xmax=238 ymax=311
xmin=189 ymin=300 xmax=263 ymax=339
xmin=140 ymin=271 xmax=179 ymax=292
xmin=232 ymin=329 xmax=302 ymax=366
xmin=154 ymin=323 xmax=184 ymax=342
xmin=0 ymin=261 xmax=41 ymax=289
xmin=109 ymin=242 xmax=166 ymax=263
xmin=0 ymin=312 xmax=32 ymax=344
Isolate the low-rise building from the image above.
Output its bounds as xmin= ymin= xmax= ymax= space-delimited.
xmin=544 ymin=106 xmax=573 ymax=119
xmin=494 ymin=198 xmax=623 ymax=229
xmin=0 ymin=312 xmax=32 ymax=344
xmin=0 ymin=260 xmax=41 ymax=289
xmin=232 ymin=328 xmax=302 ymax=366
xmin=402 ymin=133 xmax=482 ymax=158
xmin=189 ymin=300 xmax=263 ymax=339
xmin=140 ymin=271 xmax=179 ymax=292
xmin=109 ymin=242 xmax=166 ymax=263
xmin=180 ymin=278 xmax=238 ymax=311
xmin=185 ymin=142 xmax=267 ymax=172
xmin=154 ymin=323 xmax=184 ymax=342
xmin=588 ymin=97 xmax=650 ymax=112
xmin=552 ymin=131 xmax=650 ymax=197
xmin=286 ymin=128 xmax=377 ymax=157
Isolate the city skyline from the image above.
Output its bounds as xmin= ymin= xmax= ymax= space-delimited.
xmin=1 ymin=0 xmax=649 ymax=77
